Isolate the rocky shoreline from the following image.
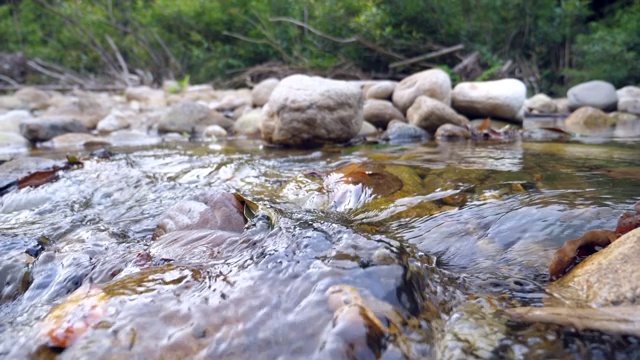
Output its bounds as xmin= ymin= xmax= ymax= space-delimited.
xmin=1 ymin=70 xmax=639 ymax=157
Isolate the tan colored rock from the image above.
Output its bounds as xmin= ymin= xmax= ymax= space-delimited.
xmin=452 ymin=79 xmax=526 ymax=122
xmin=233 ymin=109 xmax=263 ymax=136
xmin=0 ymin=95 xmax=25 ymax=110
xmin=41 ymin=96 xmax=108 ymax=129
xmin=182 ymin=84 xmax=216 ymax=103
xmin=564 ymin=106 xmax=616 ymax=131
xmin=525 ymin=93 xmax=557 ymax=113
xmin=158 ymin=102 xmax=234 ymax=134
xmin=392 ymin=69 xmax=451 ymax=113
xmin=358 ymin=121 xmax=378 ymax=136
xmin=261 ymin=75 xmax=363 ymax=147
xmin=548 ymin=228 xmax=640 ymax=307
xmin=363 ymin=99 xmax=405 ymax=129
xmin=251 ymin=78 xmax=279 ymax=107
xmin=435 ymin=123 xmax=471 ymax=139
xmin=125 ymin=86 xmax=166 ymax=108
xmin=554 ymin=98 xmax=571 ymax=113
xmin=364 ymin=81 xmax=396 ymax=100
xmin=14 ymin=87 xmax=50 ymax=110
xmin=407 ymin=96 xmax=469 ymax=133
xmin=213 ymin=89 xmax=252 ymax=111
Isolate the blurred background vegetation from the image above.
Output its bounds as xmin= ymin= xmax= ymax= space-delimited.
xmin=0 ymin=0 xmax=638 ymax=95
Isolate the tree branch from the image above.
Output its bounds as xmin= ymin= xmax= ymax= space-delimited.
xmin=389 ymin=44 xmax=465 ymax=68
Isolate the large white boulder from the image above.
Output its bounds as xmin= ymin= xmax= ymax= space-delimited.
xmin=452 ymin=79 xmax=526 ymax=122
xmin=261 ymin=75 xmax=363 ymax=147
xmin=567 ymin=80 xmax=618 ymax=111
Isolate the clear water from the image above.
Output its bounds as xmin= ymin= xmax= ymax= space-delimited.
xmin=1 ymin=136 xmax=640 ymax=359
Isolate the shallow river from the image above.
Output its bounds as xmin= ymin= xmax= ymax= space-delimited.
xmin=1 ymin=134 xmax=640 ymax=359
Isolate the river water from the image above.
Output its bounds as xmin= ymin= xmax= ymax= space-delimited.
xmin=1 ymin=134 xmax=640 ymax=359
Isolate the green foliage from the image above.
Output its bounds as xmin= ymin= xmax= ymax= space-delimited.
xmin=569 ymin=1 xmax=640 ymax=87
xmin=0 ymin=0 xmax=637 ymax=94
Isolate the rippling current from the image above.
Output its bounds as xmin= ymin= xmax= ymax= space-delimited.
xmin=1 ymin=137 xmax=640 ymax=359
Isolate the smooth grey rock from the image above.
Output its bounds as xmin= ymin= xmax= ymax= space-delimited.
xmin=0 ymin=110 xmax=32 ymax=133
xmin=158 ymin=101 xmax=233 ymax=134
xmin=19 ymin=117 xmax=87 ymax=142
xmin=380 ymin=119 xmax=431 ymax=143
xmin=363 ymin=99 xmax=405 ymax=129
xmin=96 ymin=109 xmax=135 ymax=133
xmin=261 ymin=75 xmax=363 ymax=147
xmin=567 ymin=80 xmax=618 ymax=111
xmin=251 ymin=78 xmax=279 ymax=107
xmin=358 ymin=121 xmax=378 ymax=136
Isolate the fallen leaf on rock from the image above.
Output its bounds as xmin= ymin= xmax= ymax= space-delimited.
xmin=40 ymin=283 xmax=109 ymax=348
xmin=615 ymin=201 xmax=640 ymax=236
xmin=506 ymin=305 xmax=640 ymax=337
xmin=16 ymin=156 xmax=84 ymax=191
xmin=548 ymin=229 xmax=618 ymax=280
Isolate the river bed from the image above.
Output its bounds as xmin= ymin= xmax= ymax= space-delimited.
xmin=1 ymin=135 xmax=640 ymax=359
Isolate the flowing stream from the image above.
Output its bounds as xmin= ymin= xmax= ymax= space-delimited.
xmin=1 ymin=136 xmax=640 ymax=359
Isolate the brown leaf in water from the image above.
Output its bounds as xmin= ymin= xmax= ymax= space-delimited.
xmin=506 ymin=305 xmax=640 ymax=337
xmin=615 ymin=201 xmax=640 ymax=236
xmin=477 ymin=118 xmax=492 ymax=132
xmin=331 ymin=163 xmax=404 ymax=197
xmin=41 ymin=283 xmax=109 ymax=348
xmin=17 ymin=168 xmax=62 ymax=189
xmin=548 ymin=229 xmax=618 ymax=280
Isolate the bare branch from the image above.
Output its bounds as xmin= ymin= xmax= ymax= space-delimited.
xmin=389 ymin=44 xmax=465 ymax=68
xmin=106 ymin=35 xmax=132 ymax=86
xmin=0 ymin=74 xmax=19 ymax=86
xmin=269 ymin=17 xmax=358 ymax=43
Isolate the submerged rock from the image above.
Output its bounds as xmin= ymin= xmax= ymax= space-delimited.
xmin=261 ymin=75 xmax=363 ymax=147
xmin=564 ymin=106 xmax=616 ymax=132
xmin=153 ymin=190 xmax=245 ymax=240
